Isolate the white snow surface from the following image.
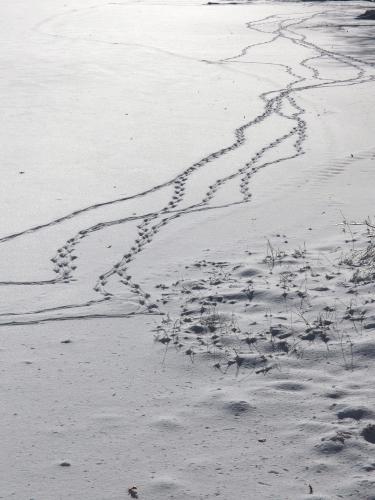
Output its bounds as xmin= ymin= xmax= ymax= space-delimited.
xmin=1 ymin=1 xmax=375 ymax=498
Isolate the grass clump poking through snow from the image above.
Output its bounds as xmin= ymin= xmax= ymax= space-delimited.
xmin=153 ymin=218 xmax=375 ymax=375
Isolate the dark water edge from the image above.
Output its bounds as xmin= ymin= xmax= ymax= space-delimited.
xmin=206 ymin=1 xmax=375 ymax=65
xmin=207 ymin=0 xmax=375 ymax=4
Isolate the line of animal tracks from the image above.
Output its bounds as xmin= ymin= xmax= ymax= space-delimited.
xmin=1 ymin=6 xmax=374 ymax=326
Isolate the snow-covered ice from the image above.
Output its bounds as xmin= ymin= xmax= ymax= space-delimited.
xmin=1 ymin=1 xmax=375 ymax=498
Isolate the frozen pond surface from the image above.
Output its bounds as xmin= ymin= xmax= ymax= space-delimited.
xmin=1 ymin=1 xmax=375 ymax=498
